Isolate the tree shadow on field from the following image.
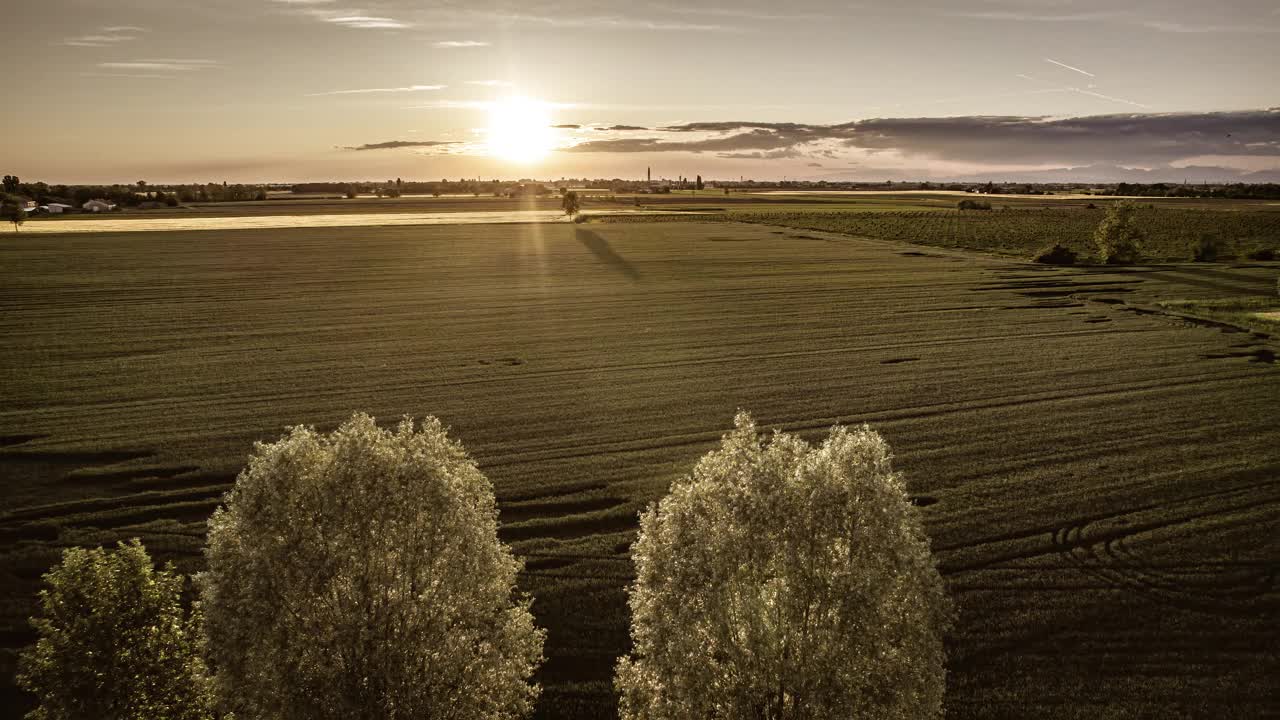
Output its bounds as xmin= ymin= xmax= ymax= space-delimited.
xmin=575 ymin=227 xmax=640 ymax=282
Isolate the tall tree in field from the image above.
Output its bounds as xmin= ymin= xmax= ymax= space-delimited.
xmin=2 ymin=201 xmax=25 ymax=232
xmin=17 ymin=540 xmax=213 ymax=720
xmin=1093 ymin=201 xmax=1144 ymax=264
xmin=562 ymin=190 xmax=580 ymax=217
xmin=2 ymin=174 xmax=19 ymax=193
xmin=695 ymin=175 xmax=703 ymax=191
xmin=201 ymin=413 xmax=545 ymax=720
xmin=616 ymin=412 xmax=951 ymax=720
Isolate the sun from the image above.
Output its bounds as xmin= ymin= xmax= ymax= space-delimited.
xmin=486 ymin=96 xmax=554 ymax=163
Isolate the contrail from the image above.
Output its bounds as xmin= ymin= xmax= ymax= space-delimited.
xmin=1044 ymin=57 xmax=1096 ymax=77
xmin=1072 ymin=87 xmax=1147 ymax=108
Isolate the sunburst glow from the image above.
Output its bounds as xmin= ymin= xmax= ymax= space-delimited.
xmin=486 ymin=96 xmax=554 ymax=163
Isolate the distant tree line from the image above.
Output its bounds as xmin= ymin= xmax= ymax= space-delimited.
xmin=1105 ymin=182 xmax=1280 ymax=199
xmin=1 ymin=176 xmax=269 ymax=209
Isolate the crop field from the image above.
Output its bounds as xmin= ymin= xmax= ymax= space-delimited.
xmin=734 ymin=207 xmax=1280 ymax=261
xmin=1 ymin=221 xmax=1278 ymax=717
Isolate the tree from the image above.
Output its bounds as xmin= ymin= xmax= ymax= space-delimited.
xmin=2 ymin=174 xmax=19 ymax=193
xmin=201 ymin=413 xmax=544 ymax=720
xmin=695 ymin=175 xmax=704 ymax=191
xmin=2 ymin=201 xmax=24 ymax=232
xmin=1093 ymin=201 xmax=1144 ymax=264
xmin=17 ymin=540 xmax=212 ymax=720
xmin=562 ymin=190 xmax=581 ymax=218
xmin=616 ymin=412 xmax=951 ymax=720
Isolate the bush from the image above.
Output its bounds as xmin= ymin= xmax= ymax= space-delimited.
xmin=616 ymin=412 xmax=951 ymax=719
xmin=201 ymin=413 xmax=544 ymax=720
xmin=17 ymin=540 xmax=212 ymax=720
xmin=1093 ymin=201 xmax=1144 ymax=264
xmin=957 ymin=199 xmax=991 ymax=210
xmin=1033 ymin=243 xmax=1078 ymax=265
xmin=1190 ymin=234 xmax=1222 ymax=262
xmin=1244 ymin=245 xmax=1275 ymax=261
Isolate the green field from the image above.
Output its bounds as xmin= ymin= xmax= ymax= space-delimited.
xmin=732 ymin=207 xmax=1280 ymax=261
xmin=2 ymin=220 xmax=1278 ymax=717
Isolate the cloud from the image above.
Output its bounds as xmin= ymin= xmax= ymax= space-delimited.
xmin=97 ymin=59 xmax=221 ymax=72
xmin=845 ymin=111 xmax=1280 ymax=166
xmin=652 ymin=5 xmax=831 ymax=21
xmin=552 ymin=124 xmax=581 ymax=129
xmin=325 ymin=15 xmax=411 ymax=29
xmin=342 ymin=140 xmax=460 ymax=151
xmin=806 ymin=162 xmax=823 ymax=167
xmin=717 ymin=149 xmax=806 ymax=159
xmin=63 ymin=26 xmax=147 ymax=47
xmin=596 ymin=124 xmax=649 ymax=131
xmin=561 ymin=110 xmax=1280 ymax=170
xmin=308 ymin=84 xmax=446 ymax=96
xmin=433 ymin=40 xmax=490 ymax=47
xmin=1140 ymin=20 xmax=1280 ymax=33
xmin=942 ymin=9 xmax=1121 ymax=23
xmin=477 ymin=12 xmax=738 ymax=31
xmin=942 ymin=8 xmax=1280 ymax=34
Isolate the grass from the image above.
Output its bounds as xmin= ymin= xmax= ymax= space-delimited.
xmin=1 ymin=221 xmax=1277 ymax=718
xmin=730 ymin=207 xmax=1280 ymax=262
xmin=1157 ymin=297 xmax=1280 ymax=335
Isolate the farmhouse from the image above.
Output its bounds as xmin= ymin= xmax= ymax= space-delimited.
xmin=42 ymin=203 xmax=74 ymax=214
xmin=82 ymin=199 xmax=116 ymax=212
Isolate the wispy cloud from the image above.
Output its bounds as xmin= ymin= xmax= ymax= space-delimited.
xmin=654 ymin=4 xmax=830 ymax=21
xmin=98 ymin=59 xmax=221 ymax=72
xmin=63 ymin=26 xmax=147 ymax=47
xmin=1140 ymin=20 xmax=1280 ymax=33
xmin=942 ymin=9 xmax=1121 ymax=23
xmin=409 ymin=99 xmax=494 ymax=110
xmin=944 ymin=7 xmax=1280 ymax=35
xmin=1043 ymin=57 xmax=1095 ymax=78
xmin=478 ymin=12 xmax=739 ymax=31
xmin=433 ymin=40 xmax=490 ymax=47
xmin=342 ymin=140 xmax=459 ymax=151
xmin=325 ymin=15 xmax=411 ymax=29
xmin=80 ymin=72 xmax=169 ymax=79
xmin=307 ymin=84 xmax=446 ymax=96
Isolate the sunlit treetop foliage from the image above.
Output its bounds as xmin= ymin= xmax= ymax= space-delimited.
xmin=616 ymin=412 xmax=951 ymax=720
xmin=17 ymin=540 xmax=212 ymax=720
xmin=200 ymin=413 xmax=545 ymax=720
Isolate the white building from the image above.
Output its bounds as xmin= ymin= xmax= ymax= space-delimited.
xmin=82 ymin=199 xmax=116 ymax=213
xmin=43 ymin=203 xmax=74 ymax=214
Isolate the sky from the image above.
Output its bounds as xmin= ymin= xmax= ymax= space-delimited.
xmin=4 ymin=0 xmax=1279 ymax=183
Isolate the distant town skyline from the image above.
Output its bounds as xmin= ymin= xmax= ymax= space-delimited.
xmin=4 ymin=0 xmax=1278 ymax=183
